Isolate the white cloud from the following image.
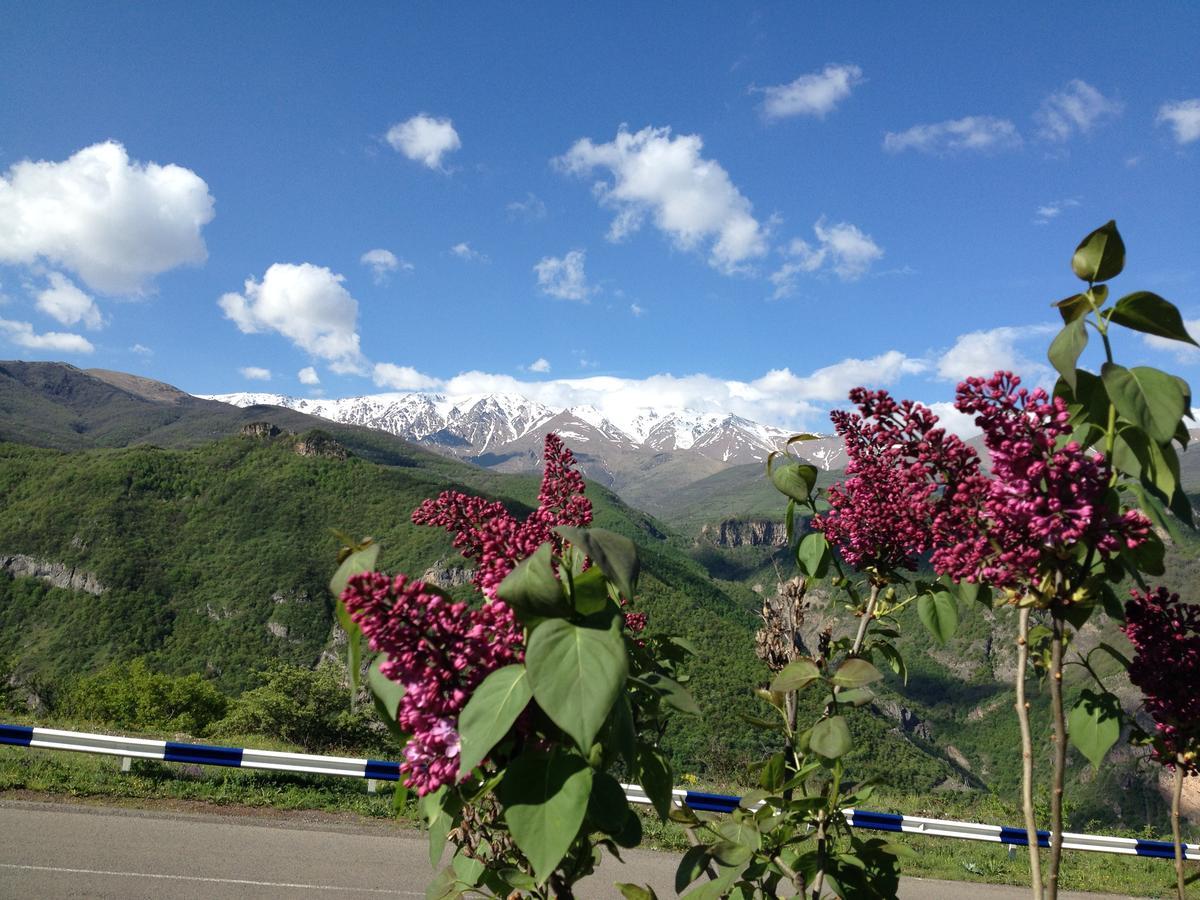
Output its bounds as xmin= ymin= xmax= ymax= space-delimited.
xmin=534 ymin=249 xmax=592 ymax=301
xmin=630 ymin=303 xmax=646 ymax=317
xmin=883 ymin=116 xmax=1022 ymax=155
xmin=926 ymin=401 xmax=983 ymax=439
xmin=298 ymin=366 xmax=321 ymax=385
xmin=1035 ymin=80 xmax=1121 ymax=142
xmin=218 ymin=263 xmax=366 ymax=374
xmin=130 ymin=343 xmax=152 ymax=355
xmin=1157 ymin=99 xmax=1200 ymax=145
xmin=507 ymin=193 xmax=547 ymax=220
xmin=372 ymin=362 xmax=443 ymax=390
xmin=528 ymin=357 xmax=551 ymax=373
xmin=936 ymin=325 xmax=1055 ymax=383
xmin=386 ymin=114 xmax=461 ymax=170
xmin=239 ymin=366 xmax=271 ymax=381
xmin=1143 ymin=319 xmax=1200 ymax=362
xmin=557 ymin=125 xmax=767 ymax=273
xmin=771 ymin=219 xmax=884 ymax=295
xmin=360 ymin=248 xmax=412 ymax=283
xmin=1034 ymin=198 xmax=1080 ymax=224
xmin=450 ymin=242 xmax=488 ymax=263
xmin=759 ymin=64 xmax=863 ymax=119
xmin=35 ymin=272 xmax=102 ymax=329
xmin=0 ymin=141 xmax=214 ymax=294
xmin=438 ymin=350 xmax=926 ymax=431
xmin=0 ymin=317 xmax=94 ymax=353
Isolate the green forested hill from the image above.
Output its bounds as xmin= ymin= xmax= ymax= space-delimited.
xmin=0 ymin=428 xmax=973 ymax=790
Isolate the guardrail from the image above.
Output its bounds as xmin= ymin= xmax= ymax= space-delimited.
xmin=2 ymin=723 xmax=1193 ymax=861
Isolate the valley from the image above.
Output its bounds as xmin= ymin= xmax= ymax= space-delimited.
xmin=0 ymin=360 xmax=1195 ymax=835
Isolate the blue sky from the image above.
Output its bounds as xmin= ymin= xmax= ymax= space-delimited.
xmin=1 ymin=2 xmax=1198 ymax=431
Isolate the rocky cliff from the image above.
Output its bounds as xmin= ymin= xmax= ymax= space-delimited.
xmin=0 ymin=555 xmax=105 ymax=596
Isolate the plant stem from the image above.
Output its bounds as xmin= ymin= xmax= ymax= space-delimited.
xmin=851 ymin=583 xmax=882 ymax=655
xmin=1048 ymin=611 xmax=1067 ymax=900
xmin=1172 ymin=762 xmax=1186 ymax=900
xmin=1016 ymin=606 xmax=1044 ymax=900
xmin=811 ymin=811 xmax=827 ymax=900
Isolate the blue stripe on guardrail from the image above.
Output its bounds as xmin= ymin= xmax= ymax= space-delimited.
xmin=849 ymin=810 xmax=905 ymax=833
xmin=164 ymin=741 xmax=243 ymax=767
xmin=684 ymin=790 xmax=740 ymax=813
xmin=0 ymin=724 xmax=33 ymax=747
xmin=998 ymin=825 xmax=1050 ymax=848
xmin=364 ymin=759 xmax=401 ymax=782
xmin=1135 ymin=838 xmax=1186 ymax=860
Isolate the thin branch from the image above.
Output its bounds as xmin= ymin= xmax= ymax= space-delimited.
xmin=1172 ymin=763 xmax=1186 ymax=900
xmin=1016 ymin=606 xmax=1044 ymax=900
xmin=1048 ymin=611 xmax=1067 ymax=900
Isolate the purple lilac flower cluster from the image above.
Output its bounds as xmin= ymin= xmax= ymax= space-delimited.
xmin=933 ymin=372 xmax=1150 ymax=593
xmin=342 ymin=572 xmax=523 ymax=794
xmin=813 ymin=387 xmax=980 ymax=574
xmin=412 ymin=433 xmax=593 ymax=599
xmin=1124 ymin=587 xmax=1200 ymax=775
xmin=340 ymin=434 xmax=594 ymax=795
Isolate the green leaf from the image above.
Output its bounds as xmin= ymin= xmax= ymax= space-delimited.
xmin=717 ymin=818 xmax=762 ymax=852
xmin=367 ymin=654 xmax=405 ymax=722
xmin=636 ymin=673 xmax=701 ymax=715
xmin=831 ymin=658 xmax=883 ymax=689
xmin=569 ymin=566 xmax=611 ymax=616
xmin=496 ymin=543 xmax=570 ymax=618
xmin=451 ymin=852 xmax=485 ymax=888
xmin=759 ymin=751 xmax=787 ymax=791
xmin=1113 ymin=427 xmax=1178 ymax=499
xmin=1054 ymin=293 xmax=1090 ymax=324
xmin=1068 ymin=690 xmax=1122 ymax=769
xmin=617 ymin=885 xmax=658 ymax=900
xmin=457 ymin=664 xmax=531 ymax=778
xmin=1048 ymin=318 xmax=1089 ymax=390
xmin=770 ymin=657 xmax=821 ymax=693
xmin=420 ymin=786 xmax=454 ymax=868
xmin=784 ymin=499 xmax=796 ymax=547
xmin=611 ymin=694 xmax=636 ymax=770
xmin=335 ymin=600 xmax=364 ymax=691
xmin=329 ymin=543 xmax=380 ymax=598
xmin=810 ymin=715 xmax=852 ymax=759
xmin=499 ymin=749 xmax=593 ymax=884
xmin=797 ymin=531 xmax=831 ymax=578
xmin=874 ymin=641 xmax=908 ymax=685
xmin=770 ymin=461 xmax=818 ymax=503
xmin=917 ymin=591 xmax=959 ymax=645
xmin=587 ymin=771 xmax=632 ymax=834
xmin=526 ymin=615 xmax=628 ymax=751
xmin=638 ymin=742 xmax=674 ymax=820
xmin=1072 ymin=220 xmax=1124 ymax=283
xmin=554 ymin=526 xmax=640 ymax=602
xmin=1101 ymin=363 xmax=1186 ymax=445
xmin=954 ymin=579 xmax=993 ymax=608
xmin=329 ymin=543 xmax=379 ymax=689
xmin=834 ymin=687 xmax=875 ymax=707
xmin=676 ymin=845 xmax=712 ymax=893
xmin=1126 ymin=530 xmax=1166 ymax=576
xmin=1109 ymin=291 xmax=1198 ymax=347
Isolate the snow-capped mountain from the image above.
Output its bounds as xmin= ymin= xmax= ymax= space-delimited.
xmin=201 ymin=390 xmax=842 ymax=491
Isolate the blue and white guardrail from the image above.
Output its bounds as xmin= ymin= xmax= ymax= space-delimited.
xmin=2 ymin=723 xmax=1193 ymax=861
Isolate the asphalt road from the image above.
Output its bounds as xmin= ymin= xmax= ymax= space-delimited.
xmin=0 ymin=798 xmax=1138 ymax=899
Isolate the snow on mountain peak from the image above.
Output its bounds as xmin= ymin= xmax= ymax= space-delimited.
xmin=200 ymin=389 xmax=809 ymax=465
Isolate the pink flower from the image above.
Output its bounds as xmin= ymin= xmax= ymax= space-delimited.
xmin=932 ymin=372 xmax=1150 ymax=593
xmin=341 ymin=434 xmax=596 ymax=795
xmin=1124 ymin=587 xmax=1200 ymax=774
xmin=412 ymin=433 xmax=593 ymax=599
xmin=814 ymin=388 xmax=981 ymax=574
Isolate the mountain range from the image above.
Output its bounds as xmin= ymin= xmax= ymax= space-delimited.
xmin=204 ymin=390 xmax=847 ymax=511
